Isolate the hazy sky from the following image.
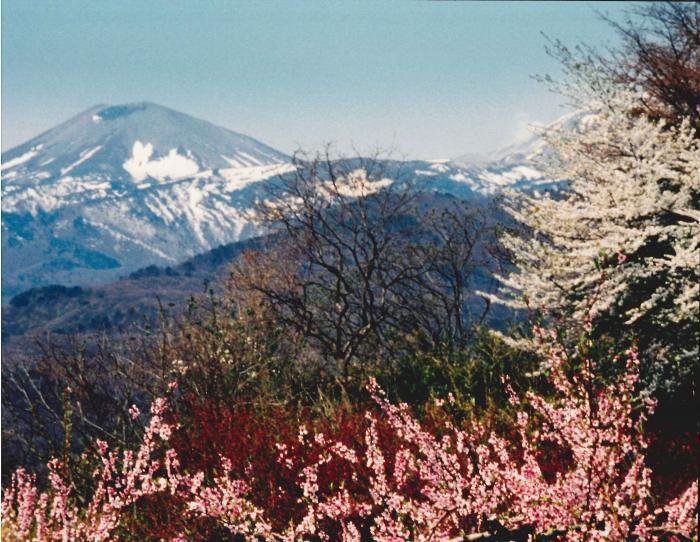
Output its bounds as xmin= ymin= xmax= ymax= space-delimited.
xmin=2 ymin=1 xmax=633 ymax=159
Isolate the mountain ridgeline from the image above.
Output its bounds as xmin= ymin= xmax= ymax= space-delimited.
xmin=1 ymin=102 xmax=562 ymax=303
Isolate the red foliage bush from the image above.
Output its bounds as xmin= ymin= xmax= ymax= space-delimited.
xmin=167 ymin=397 xmax=423 ymax=536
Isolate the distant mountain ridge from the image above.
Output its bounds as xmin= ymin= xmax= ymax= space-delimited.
xmin=2 ymin=234 xmax=269 ymax=348
xmin=1 ymin=191 xmax=512 ymax=352
xmin=2 ymin=101 xmax=567 ymax=300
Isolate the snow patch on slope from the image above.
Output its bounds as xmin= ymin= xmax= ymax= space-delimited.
xmin=221 ymin=155 xmax=244 ymax=168
xmin=328 ymin=169 xmax=394 ymax=197
xmin=236 ymin=151 xmax=263 ymax=166
xmin=123 ymin=141 xmax=199 ymax=181
xmin=61 ymin=146 xmax=102 ymax=176
xmin=1 ymin=145 xmax=43 ymax=171
xmin=220 ymin=163 xmax=296 ymax=191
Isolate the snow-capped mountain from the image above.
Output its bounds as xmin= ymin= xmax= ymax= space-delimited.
xmin=1 ymin=101 xmax=566 ymax=300
xmin=1 ymin=102 xmax=294 ymax=299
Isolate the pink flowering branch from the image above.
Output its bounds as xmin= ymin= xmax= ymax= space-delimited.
xmin=2 ymin=347 xmax=697 ymax=541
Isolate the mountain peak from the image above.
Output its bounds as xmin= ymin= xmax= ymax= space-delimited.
xmin=88 ymin=101 xmax=198 ymax=121
xmin=91 ymin=102 xmax=152 ymax=121
xmin=1 ymin=102 xmax=289 ymax=185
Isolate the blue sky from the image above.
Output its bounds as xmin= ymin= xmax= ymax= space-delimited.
xmin=2 ymin=1 xmax=633 ymax=159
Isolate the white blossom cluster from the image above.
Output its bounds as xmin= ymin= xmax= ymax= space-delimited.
xmin=490 ymin=66 xmax=699 ymax=388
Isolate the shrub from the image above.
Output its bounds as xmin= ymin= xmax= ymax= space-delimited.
xmin=3 ymin=323 xmax=697 ymax=541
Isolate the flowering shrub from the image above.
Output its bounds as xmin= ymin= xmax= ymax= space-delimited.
xmin=2 ymin=332 xmax=697 ymax=541
xmin=491 ymin=31 xmax=700 ymax=394
xmin=1 ymin=397 xmax=175 ymax=541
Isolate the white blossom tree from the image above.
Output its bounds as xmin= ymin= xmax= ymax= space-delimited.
xmin=492 ymin=39 xmax=699 ymax=394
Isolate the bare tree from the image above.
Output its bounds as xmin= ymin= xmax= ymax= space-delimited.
xmin=601 ymin=2 xmax=700 ymax=134
xmin=407 ymin=204 xmax=503 ymax=356
xmin=231 ymin=150 xmax=503 ymax=389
